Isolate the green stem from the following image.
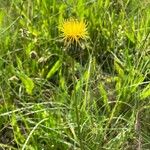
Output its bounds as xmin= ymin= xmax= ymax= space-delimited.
xmin=72 ymin=49 xmax=84 ymax=150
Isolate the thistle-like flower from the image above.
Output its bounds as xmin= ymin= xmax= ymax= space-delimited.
xmin=59 ymin=19 xmax=88 ymax=46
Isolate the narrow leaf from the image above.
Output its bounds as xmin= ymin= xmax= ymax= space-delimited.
xmin=140 ymin=83 xmax=150 ymax=100
xmin=18 ymin=73 xmax=34 ymax=95
xmin=98 ymin=83 xmax=110 ymax=113
xmin=46 ymin=60 xmax=62 ymax=79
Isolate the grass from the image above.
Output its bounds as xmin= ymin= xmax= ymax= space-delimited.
xmin=0 ymin=0 xmax=150 ymax=149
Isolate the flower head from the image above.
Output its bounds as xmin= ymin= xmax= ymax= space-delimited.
xmin=59 ymin=19 xmax=88 ymax=46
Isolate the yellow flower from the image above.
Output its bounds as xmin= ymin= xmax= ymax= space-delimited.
xmin=59 ymin=19 xmax=88 ymax=46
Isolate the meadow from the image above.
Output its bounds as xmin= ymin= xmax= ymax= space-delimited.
xmin=0 ymin=0 xmax=150 ymax=149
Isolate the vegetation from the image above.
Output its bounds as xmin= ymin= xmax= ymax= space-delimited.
xmin=0 ymin=0 xmax=150 ymax=149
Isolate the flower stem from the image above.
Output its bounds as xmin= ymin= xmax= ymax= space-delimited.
xmin=71 ymin=46 xmax=84 ymax=150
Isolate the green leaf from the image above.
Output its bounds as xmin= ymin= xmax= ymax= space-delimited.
xmin=46 ymin=60 xmax=62 ymax=79
xmin=98 ymin=83 xmax=110 ymax=113
xmin=18 ymin=73 xmax=34 ymax=95
xmin=125 ymin=32 xmax=135 ymax=43
xmin=140 ymin=83 xmax=150 ymax=100
xmin=16 ymin=56 xmax=23 ymax=70
xmin=114 ymin=61 xmax=124 ymax=77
